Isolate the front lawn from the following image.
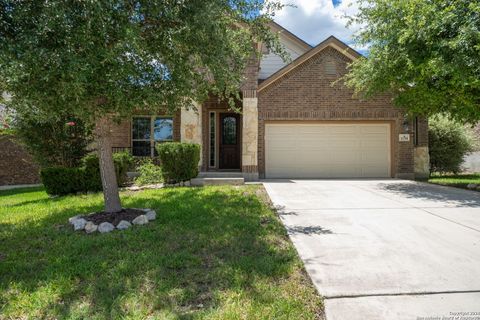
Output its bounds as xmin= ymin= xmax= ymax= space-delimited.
xmin=428 ymin=173 xmax=480 ymax=190
xmin=0 ymin=186 xmax=323 ymax=319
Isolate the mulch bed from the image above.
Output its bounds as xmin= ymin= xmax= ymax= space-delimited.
xmin=84 ymin=208 xmax=146 ymax=226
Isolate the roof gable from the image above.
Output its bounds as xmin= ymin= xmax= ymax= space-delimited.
xmin=258 ymin=36 xmax=361 ymax=92
xmin=259 ymin=22 xmax=312 ymax=80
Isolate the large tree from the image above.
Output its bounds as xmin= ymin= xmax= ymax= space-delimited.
xmin=344 ymin=0 xmax=480 ymax=122
xmin=0 ymin=0 xmax=284 ymax=213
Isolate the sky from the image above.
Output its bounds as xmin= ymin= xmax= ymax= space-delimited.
xmin=272 ymin=0 xmax=366 ymax=53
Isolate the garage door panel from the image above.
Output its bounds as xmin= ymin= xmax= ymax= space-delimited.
xmin=360 ymin=126 xmax=388 ymax=134
xmin=362 ymin=165 xmax=390 ymax=177
xmin=266 ymin=126 xmax=294 ymax=134
xmin=329 ymin=126 xmax=357 ymax=134
xmin=332 ymin=152 xmax=360 ymax=162
xmin=361 ymin=154 xmax=389 ymax=164
xmin=357 ymin=135 xmax=390 ymax=148
xmin=265 ymin=123 xmax=391 ymax=178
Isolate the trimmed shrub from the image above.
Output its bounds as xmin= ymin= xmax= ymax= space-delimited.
xmin=81 ymin=154 xmax=103 ymax=192
xmin=82 ymin=151 xmax=134 ymax=190
xmin=156 ymin=142 xmax=200 ymax=183
xmin=134 ymin=159 xmax=163 ymax=186
xmin=40 ymin=167 xmax=84 ymax=195
xmin=429 ymin=116 xmax=475 ymax=174
xmin=113 ymin=151 xmax=135 ymax=186
xmin=41 ymin=151 xmax=134 ymax=195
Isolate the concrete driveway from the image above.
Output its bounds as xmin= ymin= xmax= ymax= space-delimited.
xmin=263 ymin=179 xmax=480 ymax=320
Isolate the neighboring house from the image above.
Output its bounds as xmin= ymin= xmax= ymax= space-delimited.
xmin=109 ymin=22 xmax=431 ymax=180
xmin=0 ymin=103 xmax=41 ymax=186
xmin=0 ymin=133 xmax=41 ymax=186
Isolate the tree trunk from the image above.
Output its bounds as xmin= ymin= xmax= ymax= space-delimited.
xmin=94 ymin=116 xmax=122 ymax=213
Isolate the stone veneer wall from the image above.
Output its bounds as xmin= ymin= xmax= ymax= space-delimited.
xmin=0 ymin=134 xmax=40 ymax=185
xmin=414 ymin=117 xmax=430 ymax=178
xmin=258 ymin=46 xmax=416 ymax=179
xmin=242 ymin=91 xmax=259 ymax=180
xmin=240 ymin=53 xmax=261 ymax=180
xmin=180 ymin=103 xmax=202 ymax=166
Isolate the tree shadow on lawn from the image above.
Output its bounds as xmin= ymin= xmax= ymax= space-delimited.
xmin=0 ymin=187 xmax=309 ymax=319
xmin=0 ymin=186 xmax=45 ymax=197
xmin=0 ymin=186 xmax=54 ymax=208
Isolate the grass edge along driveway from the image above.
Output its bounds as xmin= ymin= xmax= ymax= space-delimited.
xmin=0 ymin=185 xmax=324 ymax=319
xmin=428 ymin=173 xmax=480 ymax=191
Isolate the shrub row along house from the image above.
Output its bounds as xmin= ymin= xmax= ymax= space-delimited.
xmin=107 ymin=22 xmax=429 ymax=180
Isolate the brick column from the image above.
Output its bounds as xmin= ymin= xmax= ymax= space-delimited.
xmin=395 ymin=117 xmax=415 ymax=179
xmin=180 ymin=102 xmax=202 ymax=167
xmin=242 ymin=90 xmax=259 ymax=181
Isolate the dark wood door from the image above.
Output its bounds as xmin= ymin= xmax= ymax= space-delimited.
xmin=219 ymin=113 xmax=240 ymax=169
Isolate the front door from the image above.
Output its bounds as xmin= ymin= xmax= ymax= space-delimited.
xmin=219 ymin=113 xmax=240 ymax=169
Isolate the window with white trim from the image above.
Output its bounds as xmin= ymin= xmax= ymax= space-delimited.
xmin=132 ymin=116 xmax=173 ymax=156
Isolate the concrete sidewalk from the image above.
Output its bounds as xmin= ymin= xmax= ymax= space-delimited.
xmin=0 ymin=184 xmax=42 ymax=191
xmin=264 ymin=179 xmax=480 ymax=320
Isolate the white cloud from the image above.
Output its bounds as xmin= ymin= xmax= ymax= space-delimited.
xmin=273 ymin=0 xmax=367 ymax=52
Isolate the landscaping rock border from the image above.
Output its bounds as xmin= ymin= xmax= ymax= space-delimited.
xmin=125 ymin=183 xmax=164 ymax=191
xmin=164 ymin=180 xmax=191 ymax=187
xmin=68 ymin=208 xmax=156 ymax=234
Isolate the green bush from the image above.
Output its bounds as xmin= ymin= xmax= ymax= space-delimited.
xmin=429 ymin=116 xmax=475 ymax=174
xmin=113 ymin=151 xmax=135 ymax=186
xmin=40 ymin=167 xmax=84 ymax=195
xmin=82 ymin=151 xmax=134 ymax=190
xmin=81 ymin=154 xmax=103 ymax=192
xmin=134 ymin=159 xmax=163 ymax=186
xmin=41 ymin=151 xmax=134 ymax=195
xmin=156 ymin=142 xmax=200 ymax=183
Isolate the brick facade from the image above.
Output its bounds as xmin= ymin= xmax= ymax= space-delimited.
xmin=258 ymin=46 xmax=417 ymax=179
xmin=0 ymin=134 xmax=40 ymax=185
xmin=415 ymin=117 xmax=429 ymax=147
xmin=105 ymin=44 xmax=427 ymax=180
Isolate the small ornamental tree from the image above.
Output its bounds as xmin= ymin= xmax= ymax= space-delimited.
xmin=344 ymin=0 xmax=480 ymax=123
xmin=0 ymin=1 xmax=285 ymax=213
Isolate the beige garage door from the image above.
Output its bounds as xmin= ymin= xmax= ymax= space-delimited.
xmin=265 ymin=123 xmax=391 ymax=178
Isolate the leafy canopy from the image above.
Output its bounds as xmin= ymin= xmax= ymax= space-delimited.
xmin=0 ymin=0 xmax=285 ymax=119
xmin=14 ymin=113 xmax=91 ymax=168
xmin=344 ymin=0 xmax=480 ymax=122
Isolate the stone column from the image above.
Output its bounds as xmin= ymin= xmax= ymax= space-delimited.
xmin=414 ymin=117 xmax=430 ymax=178
xmin=414 ymin=147 xmax=430 ymax=178
xmin=242 ymin=90 xmax=259 ymax=181
xmin=180 ymin=102 xmax=202 ymax=167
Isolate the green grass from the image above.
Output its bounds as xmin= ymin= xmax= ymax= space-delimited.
xmin=428 ymin=173 xmax=480 ymax=190
xmin=0 ymin=186 xmax=323 ymax=319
